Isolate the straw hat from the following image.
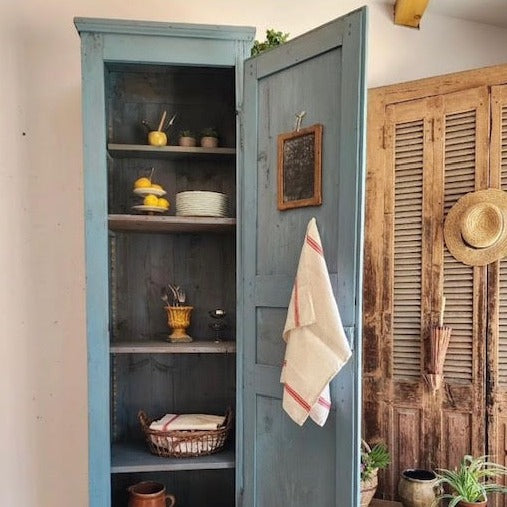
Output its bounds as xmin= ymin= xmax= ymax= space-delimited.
xmin=444 ymin=189 xmax=507 ymax=266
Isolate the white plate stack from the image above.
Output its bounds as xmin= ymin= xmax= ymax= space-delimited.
xmin=176 ymin=191 xmax=229 ymax=217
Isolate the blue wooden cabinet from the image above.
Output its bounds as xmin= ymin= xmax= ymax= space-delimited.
xmin=75 ymin=10 xmax=366 ymax=506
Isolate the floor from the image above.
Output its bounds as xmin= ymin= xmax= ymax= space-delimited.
xmin=370 ymin=500 xmax=403 ymax=507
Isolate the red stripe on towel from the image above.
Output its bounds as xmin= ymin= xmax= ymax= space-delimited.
xmin=294 ymin=279 xmax=300 ymax=327
xmin=317 ymin=396 xmax=331 ymax=409
xmin=162 ymin=414 xmax=180 ymax=431
xmin=284 ymin=383 xmax=311 ymax=412
xmin=306 ymin=234 xmax=323 ymax=256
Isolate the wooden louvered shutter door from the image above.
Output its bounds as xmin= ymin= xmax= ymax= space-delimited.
xmin=434 ymin=87 xmax=489 ymax=468
xmin=381 ymin=98 xmax=435 ymax=497
xmin=364 ymin=89 xmax=489 ymax=500
xmin=488 ymin=85 xmax=507 ymax=507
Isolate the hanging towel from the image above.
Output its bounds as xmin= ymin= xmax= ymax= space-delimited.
xmin=280 ymin=217 xmax=352 ymax=426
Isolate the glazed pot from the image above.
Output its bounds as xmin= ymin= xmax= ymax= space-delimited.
xmin=457 ymin=501 xmax=487 ymax=507
xmin=398 ymin=469 xmax=438 ymax=507
xmin=128 ymin=481 xmax=175 ymax=507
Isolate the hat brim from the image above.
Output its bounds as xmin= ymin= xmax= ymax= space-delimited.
xmin=444 ymin=189 xmax=507 ymax=266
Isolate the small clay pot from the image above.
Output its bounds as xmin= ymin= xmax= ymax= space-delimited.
xmin=457 ymin=500 xmax=487 ymax=507
xmin=179 ymin=136 xmax=196 ymax=147
xmin=200 ymin=136 xmax=218 ymax=148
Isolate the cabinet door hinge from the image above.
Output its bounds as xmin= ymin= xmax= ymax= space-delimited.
xmin=237 ymin=487 xmax=244 ymax=507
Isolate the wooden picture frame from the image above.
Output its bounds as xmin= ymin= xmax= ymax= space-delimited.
xmin=277 ymin=124 xmax=323 ymax=210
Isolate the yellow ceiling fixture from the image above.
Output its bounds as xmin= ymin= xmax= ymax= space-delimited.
xmin=394 ymin=0 xmax=431 ymax=28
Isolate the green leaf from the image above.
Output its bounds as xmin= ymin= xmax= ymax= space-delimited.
xmin=251 ymin=29 xmax=289 ymax=56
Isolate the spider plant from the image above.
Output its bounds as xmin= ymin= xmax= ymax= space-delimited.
xmin=433 ymin=455 xmax=507 ymax=506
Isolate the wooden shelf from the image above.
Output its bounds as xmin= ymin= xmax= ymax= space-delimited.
xmin=108 ymin=214 xmax=236 ymax=233
xmin=108 ymin=143 xmax=236 ymax=159
xmin=111 ymin=340 xmax=236 ymax=354
xmin=111 ymin=442 xmax=235 ymax=473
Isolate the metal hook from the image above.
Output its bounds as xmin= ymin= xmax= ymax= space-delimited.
xmin=294 ymin=111 xmax=306 ymax=131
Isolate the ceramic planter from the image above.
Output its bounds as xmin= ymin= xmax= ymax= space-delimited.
xmin=398 ymin=469 xmax=438 ymax=507
xmin=457 ymin=501 xmax=487 ymax=507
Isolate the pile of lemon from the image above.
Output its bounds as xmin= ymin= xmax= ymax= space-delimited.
xmin=134 ymin=177 xmax=170 ymax=210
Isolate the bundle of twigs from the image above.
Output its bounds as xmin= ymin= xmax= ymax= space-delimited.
xmin=423 ymin=296 xmax=452 ymax=394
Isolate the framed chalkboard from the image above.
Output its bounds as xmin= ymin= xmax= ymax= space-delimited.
xmin=277 ymin=124 xmax=322 ymax=210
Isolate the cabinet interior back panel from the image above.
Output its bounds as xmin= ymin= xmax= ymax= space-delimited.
xmin=112 ymin=469 xmax=235 ymax=507
xmin=109 ymin=157 xmax=236 ymax=216
xmin=111 ymin=233 xmax=236 ymax=343
xmin=112 ymin=353 xmax=236 ymax=441
xmin=105 ymin=64 xmax=236 ymax=147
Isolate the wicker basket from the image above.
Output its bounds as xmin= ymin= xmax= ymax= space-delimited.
xmin=361 ymin=440 xmax=379 ymax=507
xmin=138 ymin=408 xmax=232 ymax=458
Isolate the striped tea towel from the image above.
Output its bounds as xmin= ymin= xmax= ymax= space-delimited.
xmin=149 ymin=413 xmax=225 ymax=432
xmin=280 ymin=217 xmax=352 ymax=426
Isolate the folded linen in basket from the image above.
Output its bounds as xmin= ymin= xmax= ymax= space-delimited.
xmin=149 ymin=413 xmax=225 ymax=432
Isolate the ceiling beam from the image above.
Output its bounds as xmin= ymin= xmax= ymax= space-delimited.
xmin=394 ymin=0 xmax=431 ymax=28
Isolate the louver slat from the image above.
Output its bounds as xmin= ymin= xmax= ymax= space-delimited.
xmin=393 ymin=120 xmax=423 ymax=379
xmin=443 ymin=110 xmax=476 ymax=381
xmin=499 ymin=103 xmax=507 ymax=386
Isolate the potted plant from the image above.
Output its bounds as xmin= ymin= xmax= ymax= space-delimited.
xmin=361 ymin=440 xmax=390 ymax=507
xmin=178 ymin=130 xmax=196 ymax=147
xmin=251 ymin=28 xmax=290 ymax=56
xmin=434 ymin=455 xmax=507 ymax=506
xmin=200 ymin=127 xmax=219 ymax=148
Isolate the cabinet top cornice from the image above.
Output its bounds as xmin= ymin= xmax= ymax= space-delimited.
xmin=74 ymin=17 xmax=255 ymax=41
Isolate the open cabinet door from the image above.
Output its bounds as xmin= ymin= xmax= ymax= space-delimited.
xmin=239 ymin=8 xmax=367 ymax=506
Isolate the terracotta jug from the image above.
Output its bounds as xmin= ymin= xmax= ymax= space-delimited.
xmin=398 ymin=469 xmax=438 ymax=507
xmin=128 ymin=481 xmax=175 ymax=507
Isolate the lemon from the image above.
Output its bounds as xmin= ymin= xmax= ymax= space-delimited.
xmin=148 ymin=131 xmax=167 ymax=146
xmin=144 ymin=194 xmax=159 ymax=207
xmin=151 ymin=183 xmax=164 ymax=191
xmin=134 ymin=177 xmax=151 ymax=189
xmin=158 ymin=198 xmax=170 ymax=209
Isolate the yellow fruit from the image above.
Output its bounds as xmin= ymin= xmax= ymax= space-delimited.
xmin=148 ymin=131 xmax=167 ymax=146
xmin=144 ymin=195 xmax=159 ymax=206
xmin=151 ymin=183 xmax=163 ymax=191
xmin=158 ymin=198 xmax=170 ymax=209
xmin=134 ymin=177 xmax=151 ymax=189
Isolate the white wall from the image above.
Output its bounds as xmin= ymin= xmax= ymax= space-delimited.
xmin=1 ymin=1 xmax=507 ymax=505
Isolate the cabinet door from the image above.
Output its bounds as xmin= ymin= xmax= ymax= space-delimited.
xmin=239 ymin=8 xmax=367 ymax=506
